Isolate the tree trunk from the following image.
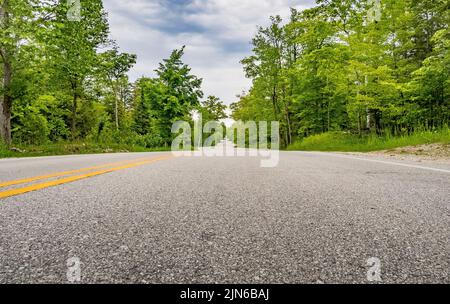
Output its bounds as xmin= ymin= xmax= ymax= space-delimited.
xmin=285 ymin=111 xmax=292 ymax=145
xmin=271 ymin=85 xmax=279 ymax=120
xmin=71 ymin=91 xmax=78 ymax=139
xmin=280 ymin=83 xmax=292 ymax=145
xmin=327 ymin=100 xmax=331 ymax=132
xmin=0 ymin=57 xmax=12 ymax=146
xmin=326 ymin=75 xmax=330 ymax=132
xmin=115 ymin=97 xmax=119 ymax=130
xmin=110 ymin=78 xmax=119 ymax=130
xmin=0 ymin=1 xmax=12 ymax=146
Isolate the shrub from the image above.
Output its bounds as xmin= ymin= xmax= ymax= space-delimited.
xmin=134 ymin=133 xmax=164 ymax=148
xmin=13 ymin=111 xmax=49 ymax=145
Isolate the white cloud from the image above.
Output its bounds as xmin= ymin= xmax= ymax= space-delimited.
xmin=103 ymin=0 xmax=315 ymax=105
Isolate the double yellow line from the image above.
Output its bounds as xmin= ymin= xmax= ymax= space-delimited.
xmin=0 ymin=155 xmax=173 ymax=200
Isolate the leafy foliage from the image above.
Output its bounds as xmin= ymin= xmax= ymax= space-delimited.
xmin=232 ymin=0 xmax=450 ymax=148
xmin=1 ymin=0 xmax=448 ymax=154
xmin=1 ymin=1 xmax=225 ymax=151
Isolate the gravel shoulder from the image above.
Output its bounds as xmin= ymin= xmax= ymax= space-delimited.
xmin=349 ymin=143 xmax=450 ymax=166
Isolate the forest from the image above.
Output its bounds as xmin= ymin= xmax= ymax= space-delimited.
xmin=0 ymin=0 xmax=449 ymax=156
xmin=0 ymin=0 xmax=226 ymax=155
xmin=232 ymin=0 xmax=450 ymax=148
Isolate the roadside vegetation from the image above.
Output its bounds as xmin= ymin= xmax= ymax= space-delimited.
xmin=232 ymin=1 xmax=450 ymax=150
xmin=0 ymin=140 xmax=172 ymax=158
xmin=287 ymin=128 xmax=450 ymax=152
xmin=0 ymin=1 xmax=226 ymax=158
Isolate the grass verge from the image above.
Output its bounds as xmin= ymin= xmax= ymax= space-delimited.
xmin=287 ymin=128 xmax=450 ymax=152
xmin=0 ymin=142 xmax=170 ymax=159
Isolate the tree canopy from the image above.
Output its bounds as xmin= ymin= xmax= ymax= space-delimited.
xmin=232 ymin=0 xmax=450 ymax=147
xmin=0 ymin=1 xmax=226 ymax=149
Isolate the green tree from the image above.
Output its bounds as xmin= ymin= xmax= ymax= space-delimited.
xmin=46 ymin=0 xmax=109 ymax=138
xmin=155 ymin=46 xmax=203 ymax=113
xmin=233 ymin=0 xmax=449 ymax=146
xmin=201 ymin=95 xmax=227 ymax=121
xmin=152 ymin=47 xmax=203 ymax=144
xmin=0 ymin=0 xmax=39 ymax=145
xmin=99 ymin=48 xmax=136 ymax=130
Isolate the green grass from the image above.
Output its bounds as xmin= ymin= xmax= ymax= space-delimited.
xmin=0 ymin=141 xmax=170 ymax=159
xmin=287 ymin=128 xmax=450 ymax=152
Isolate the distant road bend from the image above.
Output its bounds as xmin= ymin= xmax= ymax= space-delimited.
xmin=0 ymin=150 xmax=448 ymax=283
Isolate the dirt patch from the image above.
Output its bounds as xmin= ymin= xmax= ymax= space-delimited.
xmin=367 ymin=143 xmax=450 ymax=163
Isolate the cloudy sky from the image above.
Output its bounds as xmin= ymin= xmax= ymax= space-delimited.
xmin=103 ymin=0 xmax=316 ymax=105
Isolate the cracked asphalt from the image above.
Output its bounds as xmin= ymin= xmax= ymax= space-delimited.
xmin=0 ymin=151 xmax=448 ymax=283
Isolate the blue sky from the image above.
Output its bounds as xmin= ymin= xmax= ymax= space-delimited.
xmin=103 ymin=0 xmax=316 ymax=105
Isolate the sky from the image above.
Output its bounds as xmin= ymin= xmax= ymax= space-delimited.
xmin=102 ymin=0 xmax=316 ymax=106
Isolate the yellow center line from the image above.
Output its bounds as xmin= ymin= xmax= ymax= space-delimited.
xmin=0 ymin=155 xmax=169 ymax=188
xmin=0 ymin=155 xmax=174 ymax=200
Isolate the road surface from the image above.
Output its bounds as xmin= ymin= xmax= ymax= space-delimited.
xmin=0 ymin=150 xmax=448 ymax=283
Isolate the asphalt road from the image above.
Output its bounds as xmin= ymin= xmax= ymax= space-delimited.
xmin=0 ymin=150 xmax=448 ymax=283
